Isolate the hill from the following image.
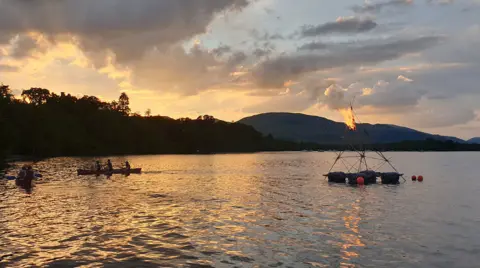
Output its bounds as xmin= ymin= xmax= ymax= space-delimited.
xmin=468 ymin=137 xmax=480 ymax=144
xmin=238 ymin=112 xmax=464 ymax=144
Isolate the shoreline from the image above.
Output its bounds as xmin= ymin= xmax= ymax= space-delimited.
xmin=3 ymin=149 xmax=480 ymax=163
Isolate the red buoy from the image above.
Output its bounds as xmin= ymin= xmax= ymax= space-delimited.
xmin=412 ymin=175 xmax=417 ymax=181
xmin=357 ymin=177 xmax=365 ymax=185
xmin=418 ymin=175 xmax=424 ymax=182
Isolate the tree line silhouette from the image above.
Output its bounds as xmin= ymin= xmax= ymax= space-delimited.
xmin=1 ymin=84 xmax=478 ymax=160
xmin=310 ymin=139 xmax=480 ymax=152
xmin=0 ymin=85 xmax=314 ymax=158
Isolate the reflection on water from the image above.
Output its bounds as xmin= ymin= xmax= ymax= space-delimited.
xmin=340 ymin=195 xmax=365 ymax=268
xmin=1 ymin=152 xmax=480 ymax=267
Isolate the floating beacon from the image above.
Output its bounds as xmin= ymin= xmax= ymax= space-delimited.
xmin=357 ymin=177 xmax=365 ymax=185
xmin=412 ymin=175 xmax=417 ymax=181
xmin=418 ymin=175 xmax=424 ymax=182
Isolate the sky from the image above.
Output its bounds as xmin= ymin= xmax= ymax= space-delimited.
xmin=0 ymin=0 xmax=479 ymax=139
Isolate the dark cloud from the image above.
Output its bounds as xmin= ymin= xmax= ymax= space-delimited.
xmin=409 ymin=105 xmax=475 ymax=128
xmin=9 ymin=34 xmax=47 ymax=59
xmin=423 ymin=26 xmax=480 ymax=65
xmin=212 ymin=45 xmax=232 ymax=57
xmin=0 ymin=0 xmax=253 ymax=95
xmin=352 ymin=0 xmax=413 ymax=13
xmin=0 ymin=64 xmax=19 ymax=72
xmin=251 ymin=40 xmax=276 ymax=58
xmin=358 ymin=82 xmax=425 ymax=108
xmin=300 ymin=17 xmax=377 ymax=37
xmin=253 ymin=36 xmax=442 ymax=88
xmin=225 ymin=51 xmax=247 ymax=69
xmin=269 ymin=33 xmax=284 ymax=40
xmin=244 ymin=79 xmax=332 ymax=113
xmin=0 ymin=0 xmax=249 ymax=65
xmin=316 ymin=78 xmax=431 ymax=122
xmin=0 ymin=32 xmax=14 ymax=45
xmin=400 ymin=27 xmax=480 ymax=100
xmin=253 ymin=48 xmax=271 ymax=57
xmin=323 ymin=84 xmax=348 ymax=110
xmin=408 ymin=66 xmax=480 ymax=99
xmin=298 ymin=42 xmax=327 ymax=51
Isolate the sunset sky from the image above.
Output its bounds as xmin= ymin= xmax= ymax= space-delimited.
xmin=0 ymin=0 xmax=479 ymax=139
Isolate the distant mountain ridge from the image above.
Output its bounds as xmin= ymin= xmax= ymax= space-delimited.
xmin=468 ymin=137 xmax=480 ymax=144
xmin=238 ymin=112 xmax=465 ymax=144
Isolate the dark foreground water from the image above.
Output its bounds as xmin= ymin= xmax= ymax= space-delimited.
xmin=1 ymin=152 xmax=480 ymax=267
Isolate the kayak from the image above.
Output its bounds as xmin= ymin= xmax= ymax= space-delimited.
xmin=4 ymin=173 xmax=42 ymax=180
xmin=77 ymin=168 xmax=141 ymax=175
xmin=16 ymin=178 xmax=33 ymax=187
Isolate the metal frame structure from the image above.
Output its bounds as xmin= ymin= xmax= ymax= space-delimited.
xmin=326 ymin=103 xmax=404 ymax=181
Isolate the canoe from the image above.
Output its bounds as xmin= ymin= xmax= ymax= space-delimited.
xmin=5 ymin=173 xmax=42 ymax=180
xmin=77 ymin=168 xmax=141 ymax=175
xmin=15 ymin=178 xmax=33 ymax=188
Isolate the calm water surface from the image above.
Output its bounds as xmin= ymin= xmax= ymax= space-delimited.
xmin=1 ymin=152 xmax=480 ymax=267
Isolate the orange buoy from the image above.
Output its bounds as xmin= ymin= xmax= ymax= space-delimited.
xmin=418 ymin=175 xmax=424 ymax=182
xmin=357 ymin=177 xmax=365 ymax=185
xmin=412 ymin=175 xmax=417 ymax=181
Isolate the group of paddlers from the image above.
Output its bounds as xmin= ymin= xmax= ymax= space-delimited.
xmin=93 ymin=159 xmax=131 ymax=172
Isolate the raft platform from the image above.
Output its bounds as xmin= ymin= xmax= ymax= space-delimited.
xmin=324 ymin=171 xmax=403 ymax=185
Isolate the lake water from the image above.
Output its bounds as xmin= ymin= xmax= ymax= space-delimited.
xmin=1 ymin=152 xmax=480 ymax=267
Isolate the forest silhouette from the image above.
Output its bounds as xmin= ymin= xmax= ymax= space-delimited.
xmin=0 ymin=85 xmax=313 ymax=158
xmin=1 ymin=85 xmax=478 ymax=160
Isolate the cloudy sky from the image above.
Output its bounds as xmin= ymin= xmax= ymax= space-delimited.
xmin=0 ymin=0 xmax=479 ymax=139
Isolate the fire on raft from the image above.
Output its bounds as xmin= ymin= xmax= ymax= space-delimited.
xmin=324 ymin=103 xmax=405 ymax=185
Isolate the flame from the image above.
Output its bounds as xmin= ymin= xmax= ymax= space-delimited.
xmin=340 ymin=108 xmax=356 ymax=131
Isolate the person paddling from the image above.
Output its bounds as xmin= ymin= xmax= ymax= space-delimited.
xmin=17 ymin=165 xmax=34 ymax=188
xmin=95 ymin=161 xmax=101 ymax=172
xmin=125 ymin=161 xmax=131 ymax=171
xmin=106 ymin=159 xmax=113 ymax=172
xmin=25 ymin=166 xmax=35 ymax=184
xmin=18 ymin=166 xmax=27 ymax=180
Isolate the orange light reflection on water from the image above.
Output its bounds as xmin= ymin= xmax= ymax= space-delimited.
xmin=339 ymin=198 xmax=365 ymax=268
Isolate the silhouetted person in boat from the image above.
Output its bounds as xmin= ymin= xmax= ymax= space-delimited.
xmin=125 ymin=161 xmax=131 ymax=171
xmin=17 ymin=165 xmax=34 ymax=188
xmin=106 ymin=159 xmax=113 ymax=172
xmin=18 ymin=166 xmax=27 ymax=180
xmin=25 ymin=166 xmax=35 ymax=185
xmin=95 ymin=161 xmax=101 ymax=172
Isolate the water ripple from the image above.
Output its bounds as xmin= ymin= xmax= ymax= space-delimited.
xmin=1 ymin=152 xmax=480 ymax=267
